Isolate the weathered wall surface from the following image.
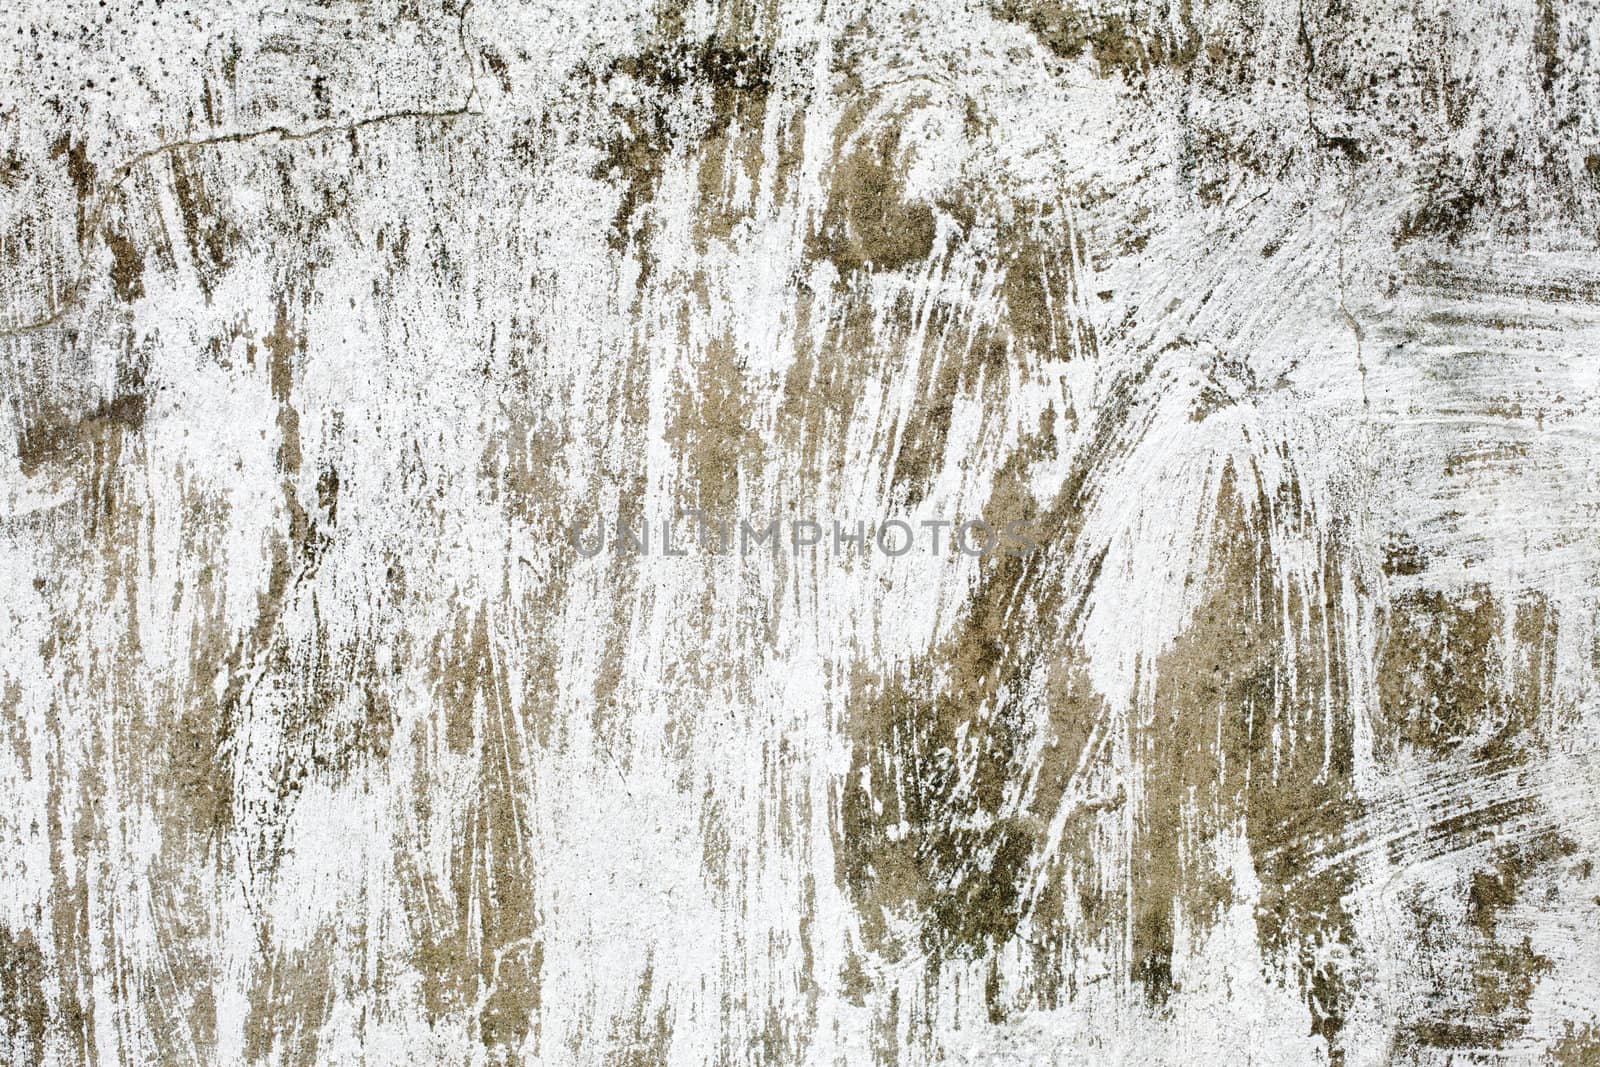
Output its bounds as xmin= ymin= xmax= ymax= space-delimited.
xmin=3 ymin=0 xmax=1599 ymax=1063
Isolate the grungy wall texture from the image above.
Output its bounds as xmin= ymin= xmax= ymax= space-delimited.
xmin=3 ymin=0 xmax=1600 ymax=1063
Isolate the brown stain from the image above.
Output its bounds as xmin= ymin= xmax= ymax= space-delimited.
xmin=836 ymin=417 xmax=1083 ymax=970
xmin=773 ymin=90 xmax=994 ymax=496
xmin=244 ymin=940 xmax=336 ymax=1067
xmin=415 ymin=602 xmax=543 ymax=1056
xmin=667 ymin=329 xmax=757 ymax=521
xmin=1375 ymin=582 xmax=1572 ymax=1054
xmin=1533 ymin=0 xmax=1560 ymax=95
xmin=156 ymin=506 xmax=246 ymax=849
xmin=1393 ymin=178 xmax=1487 ymax=246
xmin=136 ymin=298 xmax=332 ymax=990
xmin=0 ymin=149 xmax=25 ymax=189
xmin=169 ymin=149 xmax=238 ymax=296
xmin=1392 ymin=831 xmax=1576 ymax=1055
xmin=777 ymin=287 xmax=878 ymax=483
xmin=16 ymin=393 xmax=146 ymax=480
xmin=886 ymin=201 xmax=1085 ymax=506
xmin=1377 ymin=586 xmax=1553 ymax=761
xmin=49 ymin=133 xmax=97 ymax=242
xmin=435 ymin=606 xmax=499 ymax=755
xmin=0 ymin=682 xmax=27 ymax=771
xmin=884 ymin=299 xmax=969 ymax=510
xmin=154 ymin=299 xmax=311 ymax=860
xmin=166 ymin=695 xmax=235 ymax=840
xmin=783 ymin=182 xmax=1079 ymax=506
xmin=47 ymin=403 xmax=230 ymax=1066
xmin=480 ymin=400 xmax=568 ymax=536
xmin=605 ymin=961 xmax=671 ymax=1066
xmin=45 ymin=734 xmax=100 ymax=1066
xmin=689 ymin=44 xmax=777 ymax=248
xmin=242 ymin=620 xmax=401 ymax=880
xmin=105 ymin=227 xmax=145 ymax=303
xmin=998 ymin=206 xmax=1092 ymax=360
xmin=591 ymin=31 xmax=774 ymax=264
xmin=806 ymin=102 xmax=936 ymax=277
xmin=25 ymin=446 xmax=145 ymax=1067
xmin=992 ymin=0 xmax=1199 ymax=81
xmin=836 ymin=346 xmax=1379 ymax=1060
xmin=0 ymin=926 xmax=48 ymax=1067
xmin=1148 ymin=463 xmax=1362 ymax=1055
xmin=1550 ymin=1021 xmax=1600 ymax=1065
xmin=265 ymin=297 xmax=304 ymax=481
xmin=831 ymin=362 xmax=1163 ymax=997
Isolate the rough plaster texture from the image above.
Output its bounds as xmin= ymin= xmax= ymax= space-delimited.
xmin=3 ymin=0 xmax=1600 ymax=1063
